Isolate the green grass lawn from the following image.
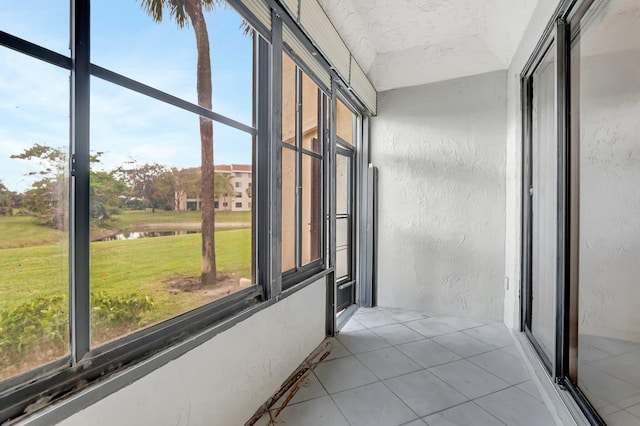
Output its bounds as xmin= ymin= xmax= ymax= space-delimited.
xmin=0 ymin=216 xmax=65 ymax=249
xmin=112 ymin=209 xmax=251 ymax=229
xmin=0 ymin=218 xmax=252 ymax=378
xmin=0 ymin=228 xmax=251 ymax=309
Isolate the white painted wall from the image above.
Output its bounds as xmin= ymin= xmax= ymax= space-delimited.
xmin=51 ymin=278 xmax=326 ymax=426
xmin=371 ymin=71 xmax=506 ymax=320
xmin=577 ymin=47 xmax=640 ymax=343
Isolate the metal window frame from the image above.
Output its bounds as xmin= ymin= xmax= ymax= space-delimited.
xmin=280 ymin=50 xmax=328 ymax=289
xmin=520 ymin=0 xmax=609 ymax=424
xmin=0 ymin=1 xmax=272 ymax=423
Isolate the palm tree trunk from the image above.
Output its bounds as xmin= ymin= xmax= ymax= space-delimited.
xmin=185 ymin=0 xmax=216 ymax=286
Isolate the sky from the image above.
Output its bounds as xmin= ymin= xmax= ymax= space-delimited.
xmin=0 ymin=0 xmax=255 ymax=192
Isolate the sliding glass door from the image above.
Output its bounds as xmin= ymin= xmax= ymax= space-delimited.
xmin=523 ymin=0 xmax=640 ymax=423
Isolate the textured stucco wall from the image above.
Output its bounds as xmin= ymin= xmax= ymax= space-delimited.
xmin=371 ymin=71 xmax=507 ymax=320
xmin=53 ymin=278 xmax=326 ymax=426
xmin=577 ymin=49 xmax=640 ymax=342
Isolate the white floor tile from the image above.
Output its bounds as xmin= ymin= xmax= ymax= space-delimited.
xmin=337 ymin=329 xmax=391 ymax=354
xmin=332 ymin=382 xmax=418 ymax=426
xmin=578 ymin=364 xmax=640 ymax=406
xmin=397 ymin=339 xmax=461 ymax=369
xmin=475 ymin=387 xmax=555 ymax=426
xmin=371 ymin=323 xmax=425 ymax=346
xmin=271 ymin=395 xmax=349 ymax=426
xmin=384 ymin=370 xmax=467 ymax=417
xmin=603 ymin=409 xmax=640 ymax=426
xmin=429 ymin=359 xmax=510 ymax=399
xmin=271 ymin=371 xmax=328 ymax=409
xmin=515 ymin=381 xmax=543 ymax=403
xmin=423 ymin=401 xmax=504 ymax=426
xmin=356 ymin=346 xmax=422 ymax=380
xmin=340 ymin=317 xmax=367 ymax=333
xmin=313 ymin=355 xmax=378 ymax=394
xmin=590 ymin=351 xmax=640 ymax=388
xmin=401 ymin=421 xmax=427 ymax=426
xmin=627 ymin=403 xmax=640 ymax=418
xmin=247 ymin=412 xmax=271 ymax=426
xmin=463 ymin=323 xmax=513 ymax=348
xmin=354 ymin=309 xmax=399 ymax=328
xmin=405 ymin=318 xmax=457 ymax=338
xmin=432 ymin=332 xmax=496 ymax=358
xmin=306 ymin=337 xmax=352 ymax=365
xmin=428 ymin=315 xmax=487 ymax=331
xmin=468 ymin=348 xmax=530 ymax=385
xmin=383 ymin=307 xmax=428 ymax=323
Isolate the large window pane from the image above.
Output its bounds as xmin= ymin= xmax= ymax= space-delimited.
xmin=0 ymin=48 xmax=70 ymax=380
xmin=573 ymin=1 xmax=640 ymax=421
xmin=336 ymin=98 xmax=355 ymax=145
xmin=92 ymin=0 xmax=254 ymax=125
xmin=0 ymin=1 xmax=69 ymax=55
xmin=90 ymin=79 xmax=254 ymax=348
xmin=530 ymin=44 xmax=557 ymax=363
xmin=301 ymin=154 xmax=321 ymax=265
xmin=281 ymin=147 xmax=296 ymax=272
xmin=282 ymin=53 xmax=297 ymax=146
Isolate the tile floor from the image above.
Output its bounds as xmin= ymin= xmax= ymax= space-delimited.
xmin=577 ymin=335 xmax=640 ymax=425
xmin=248 ymin=307 xmax=556 ymax=426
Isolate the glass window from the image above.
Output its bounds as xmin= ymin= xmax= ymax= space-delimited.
xmin=571 ymin=0 xmax=640 ymax=421
xmin=236 ymin=182 xmax=242 ymax=188
xmin=91 ymin=0 xmax=254 ymax=125
xmin=0 ymin=1 xmax=69 ymax=55
xmin=282 ymin=53 xmax=297 ymax=146
xmin=301 ymin=154 xmax=321 ymax=265
xmin=235 ymin=202 xmax=242 ymax=208
xmin=280 ymin=56 xmax=325 ymax=279
xmin=530 ymin=43 xmax=557 ymax=364
xmin=336 ymin=98 xmax=355 ymax=145
xmin=89 ymin=75 xmax=255 ymax=347
xmin=282 ymin=147 xmax=296 ymax=272
xmin=301 ymin=73 xmax=322 ymax=154
xmin=0 ymin=48 xmax=70 ymax=381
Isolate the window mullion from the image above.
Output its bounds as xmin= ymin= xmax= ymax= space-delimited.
xmin=295 ymin=67 xmax=303 ymax=269
xmin=70 ymin=0 xmax=91 ymax=363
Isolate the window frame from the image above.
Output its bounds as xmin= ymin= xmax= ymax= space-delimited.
xmin=0 ymin=0 xmax=271 ymax=422
xmin=280 ymin=50 xmax=328 ymax=289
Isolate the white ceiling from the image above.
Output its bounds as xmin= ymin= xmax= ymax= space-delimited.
xmin=318 ymin=0 xmax=539 ymax=91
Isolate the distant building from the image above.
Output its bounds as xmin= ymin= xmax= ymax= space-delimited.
xmin=174 ymin=164 xmax=253 ymax=212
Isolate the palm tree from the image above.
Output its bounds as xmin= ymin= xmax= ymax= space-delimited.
xmin=139 ymin=0 xmax=220 ymax=286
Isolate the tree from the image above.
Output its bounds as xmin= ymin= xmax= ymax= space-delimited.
xmin=90 ymin=171 xmax=128 ymax=224
xmin=139 ymin=0 xmax=222 ymax=286
xmin=114 ymin=163 xmax=175 ymax=212
xmin=174 ymin=167 xmax=201 ymax=212
xmin=11 ymin=144 xmax=68 ymax=229
xmin=0 ymin=180 xmax=15 ymax=216
xmin=213 ymin=172 xmax=233 ymax=211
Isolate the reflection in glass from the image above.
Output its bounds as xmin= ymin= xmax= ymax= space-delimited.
xmin=336 ymin=98 xmax=355 ymax=145
xmin=530 ymin=44 xmax=557 ymax=364
xmin=92 ymin=0 xmax=255 ymax=125
xmin=572 ymin=1 xmax=640 ymax=422
xmin=301 ymin=73 xmax=322 ymax=153
xmin=301 ymin=154 xmax=321 ymax=265
xmin=282 ymin=53 xmax=297 ymax=145
xmin=90 ymin=79 xmax=254 ymax=348
xmin=0 ymin=49 xmax=70 ymax=380
xmin=336 ymin=154 xmax=349 ymax=214
xmin=282 ymin=147 xmax=296 ymax=272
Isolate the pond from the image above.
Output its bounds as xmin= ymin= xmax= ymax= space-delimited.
xmin=97 ymin=230 xmax=200 ymax=242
